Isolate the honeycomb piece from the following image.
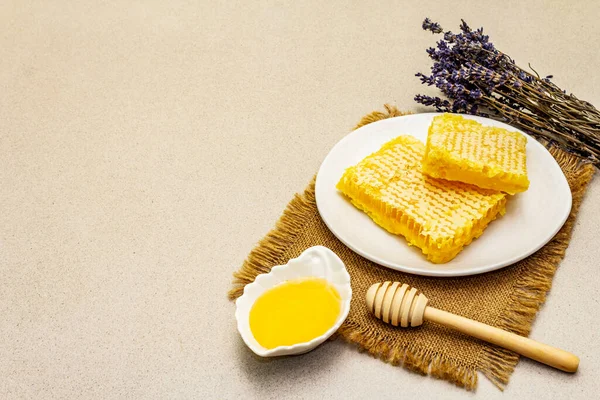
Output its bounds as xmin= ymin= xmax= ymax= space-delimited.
xmin=337 ymin=135 xmax=507 ymax=263
xmin=422 ymin=114 xmax=529 ymax=194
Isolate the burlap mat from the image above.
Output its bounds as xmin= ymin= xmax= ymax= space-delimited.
xmin=229 ymin=105 xmax=595 ymax=390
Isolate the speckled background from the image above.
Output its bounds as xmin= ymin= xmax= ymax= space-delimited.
xmin=1 ymin=1 xmax=599 ymax=398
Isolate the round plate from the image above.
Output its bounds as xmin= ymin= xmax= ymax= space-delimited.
xmin=315 ymin=113 xmax=572 ymax=277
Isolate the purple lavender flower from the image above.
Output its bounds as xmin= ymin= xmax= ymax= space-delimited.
xmin=451 ymin=98 xmax=469 ymax=112
xmin=482 ymin=42 xmax=495 ymax=51
xmin=415 ymin=72 xmax=435 ymax=86
xmin=415 ymin=18 xmax=600 ymax=165
xmin=444 ymin=31 xmax=456 ymax=43
xmin=426 ymin=47 xmax=437 ymax=59
xmin=415 ymin=18 xmax=558 ymax=120
xmin=422 ymin=18 xmax=443 ymax=34
xmin=543 ymin=74 xmax=554 ymax=83
xmin=459 ymin=19 xmax=471 ymax=33
xmin=469 ymin=88 xmax=483 ymax=99
xmin=466 ymin=103 xmax=483 ymax=116
xmin=414 ymin=95 xmax=450 ymax=111
xmin=451 ymin=68 xmax=469 ymax=81
xmin=514 ymin=71 xmax=533 ymax=84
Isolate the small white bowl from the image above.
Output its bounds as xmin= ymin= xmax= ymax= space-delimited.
xmin=235 ymin=246 xmax=352 ymax=357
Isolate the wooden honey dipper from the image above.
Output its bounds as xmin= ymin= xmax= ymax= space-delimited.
xmin=366 ymin=282 xmax=579 ymax=373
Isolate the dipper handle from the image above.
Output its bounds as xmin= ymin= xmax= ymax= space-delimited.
xmin=366 ymin=282 xmax=579 ymax=373
xmin=424 ymin=306 xmax=579 ymax=373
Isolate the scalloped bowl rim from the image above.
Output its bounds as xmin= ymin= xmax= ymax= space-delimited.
xmin=235 ymin=246 xmax=352 ymax=357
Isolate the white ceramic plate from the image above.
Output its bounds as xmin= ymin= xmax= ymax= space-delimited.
xmin=315 ymin=113 xmax=572 ymax=277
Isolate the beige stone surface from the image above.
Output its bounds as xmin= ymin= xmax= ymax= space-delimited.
xmin=1 ymin=1 xmax=599 ymax=398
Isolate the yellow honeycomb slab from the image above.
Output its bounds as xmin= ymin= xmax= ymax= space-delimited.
xmin=337 ymin=135 xmax=507 ymax=263
xmin=422 ymin=114 xmax=529 ymax=194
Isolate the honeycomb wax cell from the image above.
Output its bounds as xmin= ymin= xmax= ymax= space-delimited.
xmin=422 ymin=114 xmax=529 ymax=194
xmin=337 ymin=135 xmax=507 ymax=263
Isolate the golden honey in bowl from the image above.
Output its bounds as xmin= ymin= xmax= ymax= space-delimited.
xmin=249 ymin=277 xmax=341 ymax=349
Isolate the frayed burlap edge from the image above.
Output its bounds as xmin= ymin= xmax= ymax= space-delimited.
xmin=338 ymin=320 xmax=478 ymax=389
xmin=478 ymin=146 xmax=594 ymax=389
xmin=228 ymin=105 xmax=595 ymax=391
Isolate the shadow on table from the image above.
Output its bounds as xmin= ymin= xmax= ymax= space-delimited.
xmin=235 ymin=334 xmax=343 ymax=390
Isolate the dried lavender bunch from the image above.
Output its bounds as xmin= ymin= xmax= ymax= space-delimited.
xmin=415 ymin=18 xmax=600 ymax=165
